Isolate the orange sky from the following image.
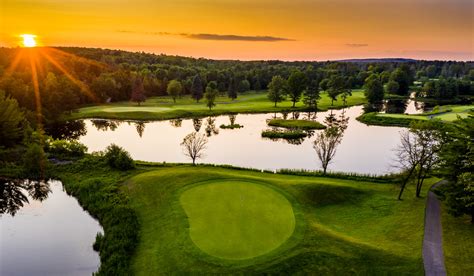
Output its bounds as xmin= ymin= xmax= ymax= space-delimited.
xmin=1 ymin=0 xmax=473 ymax=61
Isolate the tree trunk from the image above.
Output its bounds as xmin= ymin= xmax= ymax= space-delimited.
xmin=292 ymin=101 xmax=296 ymax=108
xmin=398 ymin=167 xmax=415 ymax=200
xmin=274 ymin=102 xmax=277 ymax=107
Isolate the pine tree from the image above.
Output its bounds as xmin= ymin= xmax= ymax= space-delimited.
xmin=191 ymin=74 xmax=204 ymax=102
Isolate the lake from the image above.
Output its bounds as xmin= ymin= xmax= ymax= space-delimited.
xmin=0 ymin=180 xmax=102 ymax=276
xmin=76 ymin=106 xmax=408 ymax=175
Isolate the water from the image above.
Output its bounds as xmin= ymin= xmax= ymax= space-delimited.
xmin=0 ymin=180 xmax=102 ymax=276
xmin=77 ymin=106 xmax=407 ymax=175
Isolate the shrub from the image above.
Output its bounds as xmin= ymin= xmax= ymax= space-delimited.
xmin=104 ymin=144 xmax=135 ymax=170
xmin=47 ymin=139 xmax=88 ymax=158
xmin=268 ymin=119 xmax=326 ymax=130
xmin=23 ymin=143 xmax=49 ymax=179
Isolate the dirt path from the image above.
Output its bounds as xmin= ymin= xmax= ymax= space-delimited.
xmin=423 ymin=180 xmax=448 ymax=276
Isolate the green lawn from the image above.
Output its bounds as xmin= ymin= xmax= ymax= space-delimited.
xmin=123 ymin=165 xmax=437 ymax=274
xmin=180 ymin=180 xmax=295 ymax=260
xmin=68 ymin=90 xmax=366 ymax=121
xmin=358 ymin=104 xmax=473 ymax=127
xmin=268 ymin=119 xmax=326 ymax=130
xmin=441 ymin=206 xmax=474 ymax=276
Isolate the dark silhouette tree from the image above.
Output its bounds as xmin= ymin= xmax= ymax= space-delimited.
xmin=191 ymin=74 xmax=204 ymax=102
xmin=287 ymin=70 xmax=308 ymax=107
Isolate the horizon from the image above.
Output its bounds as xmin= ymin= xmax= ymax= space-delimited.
xmin=1 ymin=0 xmax=473 ymax=61
xmin=2 ymin=46 xmax=472 ymax=63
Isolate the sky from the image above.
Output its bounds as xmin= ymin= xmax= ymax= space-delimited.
xmin=1 ymin=0 xmax=473 ymax=61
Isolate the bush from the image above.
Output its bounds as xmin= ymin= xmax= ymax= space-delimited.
xmin=23 ymin=143 xmax=49 ymax=179
xmin=47 ymin=139 xmax=88 ymax=158
xmin=104 ymin=144 xmax=135 ymax=170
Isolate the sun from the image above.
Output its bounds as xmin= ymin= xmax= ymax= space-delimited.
xmin=20 ymin=34 xmax=37 ymax=47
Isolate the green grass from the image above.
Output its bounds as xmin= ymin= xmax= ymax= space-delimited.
xmin=261 ymin=129 xmax=307 ymax=139
xmin=219 ymin=123 xmax=243 ymax=129
xmin=268 ymin=119 xmax=326 ymax=130
xmin=441 ymin=206 xmax=474 ymax=276
xmin=68 ymin=90 xmax=366 ymax=121
xmin=123 ymin=165 xmax=438 ymax=274
xmin=180 ymin=180 xmax=295 ymax=260
xmin=357 ymin=104 xmax=473 ymax=127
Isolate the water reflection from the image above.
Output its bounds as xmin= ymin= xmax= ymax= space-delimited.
xmin=1 ymin=180 xmax=102 ymax=276
xmin=204 ymin=117 xmax=219 ymax=137
xmin=193 ymin=118 xmax=203 ymax=132
xmin=45 ymin=120 xmax=86 ymax=140
xmin=170 ymin=119 xmax=183 ymax=128
xmin=135 ymin=122 xmax=146 ymax=138
xmin=91 ymin=119 xmax=122 ymax=131
xmin=0 ymin=178 xmax=51 ymax=216
xmin=76 ymin=106 xmax=406 ymax=174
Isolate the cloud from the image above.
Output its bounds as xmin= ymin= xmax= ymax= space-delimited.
xmin=117 ymin=30 xmax=293 ymax=42
xmin=182 ymin=33 xmax=294 ymax=42
xmin=345 ymin=43 xmax=369 ymax=47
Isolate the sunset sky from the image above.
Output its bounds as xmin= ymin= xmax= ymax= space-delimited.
xmin=1 ymin=0 xmax=473 ymax=61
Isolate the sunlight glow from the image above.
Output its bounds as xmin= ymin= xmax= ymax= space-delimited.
xmin=21 ymin=34 xmax=37 ymax=47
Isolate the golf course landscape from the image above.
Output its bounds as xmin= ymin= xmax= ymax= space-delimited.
xmin=53 ymin=158 xmax=443 ymax=274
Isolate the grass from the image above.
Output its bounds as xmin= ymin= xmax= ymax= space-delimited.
xmin=441 ymin=206 xmax=474 ymax=276
xmin=261 ymin=129 xmax=307 ymax=139
xmin=357 ymin=104 xmax=473 ymax=127
xmin=180 ymin=180 xmax=295 ymax=260
xmin=268 ymin=119 xmax=326 ymax=130
xmin=123 ymin=165 xmax=438 ymax=274
xmin=68 ymin=90 xmax=366 ymax=121
xmin=51 ymin=156 xmax=442 ymax=274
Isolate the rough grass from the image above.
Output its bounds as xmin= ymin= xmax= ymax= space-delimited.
xmin=268 ymin=119 xmax=326 ymax=130
xmin=441 ymin=206 xmax=474 ymax=276
xmin=68 ymin=90 xmax=366 ymax=121
xmin=180 ymin=180 xmax=295 ymax=260
xmin=124 ymin=165 xmax=437 ymax=274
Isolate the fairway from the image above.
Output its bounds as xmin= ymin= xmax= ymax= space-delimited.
xmin=180 ymin=180 xmax=295 ymax=260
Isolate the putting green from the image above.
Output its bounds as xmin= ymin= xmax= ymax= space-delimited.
xmin=180 ymin=180 xmax=295 ymax=260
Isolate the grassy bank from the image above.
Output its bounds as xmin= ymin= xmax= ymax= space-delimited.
xmin=441 ymin=206 xmax=474 ymax=276
xmin=68 ymin=90 xmax=366 ymax=121
xmin=268 ymin=119 xmax=326 ymax=130
xmin=357 ymin=105 xmax=473 ymax=127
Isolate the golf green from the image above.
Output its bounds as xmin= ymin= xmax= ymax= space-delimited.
xmin=180 ymin=180 xmax=296 ymax=260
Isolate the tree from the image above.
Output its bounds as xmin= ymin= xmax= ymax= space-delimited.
xmin=385 ymin=80 xmax=399 ymax=95
xmin=166 ymin=80 xmax=182 ymax=103
xmin=394 ymin=121 xmax=444 ymax=199
xmin=131 ymin=78 xmax=146 ymax=106
xmin=287 ymin=70 xmax=308 ymax=107
xmin=227 ymin=77 xmax=238 ymax=100
xmin=204 ymin=81 xmax=218 ymax=110
xmin=191 ymin=74 xmax=204 ymax=102
xmin=435 ymin=117 xmax=473 ymax=222
xmin=267 ymin=75 xmax=287 ymax=107
xmin=181 ymin=132 xmax=208 ymax=165
xmin=303 ymin=79 xmax=320 ymax=111
xmin=313 ymin=126 xmax=344 ymax=174
xmin=238 ymin=79 xmax=250 ymax=93
xmin=0 ymin=90 xmax=26 ymax=147
xmin=364 ymin=75 xmax=384 ymax=104
xmin=390 ymin=68 xmax=410 ymax=95
xmin=327 ymin=75 xmax=346 ymax=105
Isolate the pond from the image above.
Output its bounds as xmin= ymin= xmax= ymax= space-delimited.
xmin=74 ymin=105 xmax=407 ymax=175
xmin=0 ymin=180 xmax=102 ymax=276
